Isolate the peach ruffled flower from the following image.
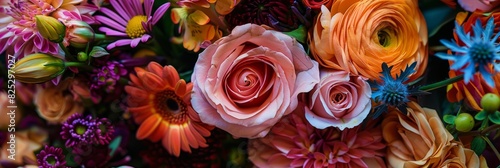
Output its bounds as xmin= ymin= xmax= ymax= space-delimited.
xmin=34 ymin=79 xmax=84 ymax=124
xmin=304 ymin=69 xmax=371 ymax=130
xmin=309 ymin=0 xmax=428 ymax=82
xmin=382 ymin=101 xmax=482 ymax=167
xmin=125 ymin=62 xmax=214 ymax=157
xmin=248 ymin=103 xmax=386 ymax=168
xmin=191 ymin=24 xmax=320 ymax=138
xmin=0 ymin=127 xmax=48 ymax=166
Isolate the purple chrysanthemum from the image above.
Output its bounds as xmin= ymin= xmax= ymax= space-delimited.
xmin=94 ymin=118 xmax=115 ymax=145
xmin=36 ymin=145 xmax=67 ymax=168
xmin=90 ymin=61 xmax=127 ymax=93
xmin=95 ymin=0 xmax=170 ymax=49
xmin=60 ymin=114 xmax=98 ymax=147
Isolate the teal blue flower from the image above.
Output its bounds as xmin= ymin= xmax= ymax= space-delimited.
xmin=436 ymin=17 xmax=500 ymax=87
xmin=369 ymin=62 xmax=425 ymax=119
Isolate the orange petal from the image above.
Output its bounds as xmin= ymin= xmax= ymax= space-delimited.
xmin=136 ymin=115 xmax=162 ymax=140
xmin=179 ymin=126 xmax=192 ymax=153
xmin=149 ymin=121 xmax=169 ymax=142
xmin=189 ymin=10 xmax=210 ymax=25
xmin=164 ymin=125 xmax=181 ymax=157
xmin=147 ymin=62 xmax=164 ymax=77
xmin=183 ymin=123 xmax=200 ymax=149
xmin=138 ymin=71 xmax=166 ymax=91
xmin=163 ymin=65 xmax=180 ymax=87
xmin=175 ymin=80 xmax=187 ymax=96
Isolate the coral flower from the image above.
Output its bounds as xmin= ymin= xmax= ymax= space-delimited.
xmin=0 ymin=0 xmax=96 ymax=57
xmin=95 ymin=0 xmax=170 ymax=49
xmin=309 ymin=0 xmax=428 ymax=82
xmin=125 ymin=62 xmax=214 ymax=157
xmin=248 ymin=103 xmax=386 ymax=168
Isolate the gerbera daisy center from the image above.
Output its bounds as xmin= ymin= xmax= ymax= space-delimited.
xmin=126 ymin=15 xmax=148 ymax=38
xmin=154 ymin=90 xmax=188 ymax=124
xmin=468 ymin=42 xmax=495 ymax=65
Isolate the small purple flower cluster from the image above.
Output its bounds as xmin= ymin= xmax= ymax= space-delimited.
xmin=60 ymin=114 xmax=115 ymax=147
xmin=90 ymin=61 xmax=127 ymax=93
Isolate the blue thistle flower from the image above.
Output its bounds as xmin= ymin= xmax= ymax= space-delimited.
xmin=436 ymin=17 xmax=500 ymax=87
xmin=369 ymin=62 xmax=425 ymax=119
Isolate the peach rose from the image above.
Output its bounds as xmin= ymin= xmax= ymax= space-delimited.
xmin=34 ymin=79 xmax=84 ymax=124
xmin=304 ymin=69 xmax=371 ymax=130
xmin=382 ymin=101 xmax=457 ymax=167
xmin=191 ymin=24 xmax=320 ymax=138
xmin=310 ymin=0 xmax=428 ymax=82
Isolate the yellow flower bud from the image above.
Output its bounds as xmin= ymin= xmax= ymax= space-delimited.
xmin=12 ymin=53 xmax=65 ymax=83
xmin=35 ymin=15 xmax=66 ymax=43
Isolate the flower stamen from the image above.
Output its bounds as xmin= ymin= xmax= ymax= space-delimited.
xmin=126 ymin=15 xmax=148 ymax=38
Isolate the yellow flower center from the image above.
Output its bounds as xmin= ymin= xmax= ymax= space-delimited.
xmin=126 ymin=15 xmax=148 ymax=38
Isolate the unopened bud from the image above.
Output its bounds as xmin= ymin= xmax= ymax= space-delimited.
xmin=65 ymin=20 xmax=98 ymax=48
xmin=35 ymin=15 xmax=66 ymax=43
xmin=12 ymin=53 xmax=65 ymax=83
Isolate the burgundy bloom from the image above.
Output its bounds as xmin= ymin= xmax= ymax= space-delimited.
xmin=248 ymin=103 xmax=386 ymax=168
xmin=94 ymin=118 xmax=115 ymax=145
xmin=36 ymin=145 xmax=67 ymax=168
xmin=225 ymin=0 xmax=299 ymax=31
xmin=72 ymin=144 xmax=112 ymax=167
xmin=60 ymin=114 xmax=98 ymax=147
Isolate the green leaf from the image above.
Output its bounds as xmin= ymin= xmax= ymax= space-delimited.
xmin=488 ymin=111 xmax=500 ymax=124
xmin=471 ymin=136 xmax=487 ymax=155
xmin=475 ymin=110 xmax=488 ymax=121
xmin=108 ymin=136 xmax=122 ymax=157
xmin=284 ymin=25 xmax=307 ymax=44
xmin=443 ymin=114 xmax=456 ymax=124
xmin=65 ymin=148 xmax=78 ymax=167
xmin=89 ymin=46 xmax=109 ymax=58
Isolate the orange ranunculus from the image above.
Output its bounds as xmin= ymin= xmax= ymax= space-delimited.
xmin=310 ymin=0 xmax=428 ymax=82
xmin=382 ymin=101 xmax=455 ymax=167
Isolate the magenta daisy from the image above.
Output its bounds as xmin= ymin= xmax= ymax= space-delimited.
xmin=95 ymin=0 xmax=170 ymax=50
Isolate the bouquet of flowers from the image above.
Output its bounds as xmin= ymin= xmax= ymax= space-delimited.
xmin=1 ymin=0 xmax=500 ymax=167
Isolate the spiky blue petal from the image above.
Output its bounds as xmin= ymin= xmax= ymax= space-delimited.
xmin=435 ymin=17 xmax=500 ymax=87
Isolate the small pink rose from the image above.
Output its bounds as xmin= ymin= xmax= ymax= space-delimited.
xmin=191 ymin=24 xmax=320 ymax=138
xmin=305 ymin=69 xmax=371 ymax=130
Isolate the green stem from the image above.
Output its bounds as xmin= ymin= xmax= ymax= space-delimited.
xmin=59 ymin=42 xmax=75 ymax=61
xmin=419 ymin=74 xmax=464 ymax=92
xmin=64 ymin=62 xmax=94 ymax=71
xmin=482 ymin=136 xmax=500 ymax=162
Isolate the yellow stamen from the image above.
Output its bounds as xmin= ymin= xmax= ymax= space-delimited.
xmin=126 ymin=15 xmax=148 ymax=38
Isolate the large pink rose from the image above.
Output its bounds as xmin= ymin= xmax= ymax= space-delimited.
xmin=304 ymin=69 xmax=371 ymax=130
xmin=191 ymin=24 xmax=320 ymax=138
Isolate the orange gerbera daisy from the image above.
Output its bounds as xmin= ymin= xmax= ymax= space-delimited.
xmin=125 ymin=62 xmax=214 ymax=157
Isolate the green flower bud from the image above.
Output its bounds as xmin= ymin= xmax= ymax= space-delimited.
xmin=454 ymin=113 xmax=475 ymax=132
xmin=12 ymin=53 xmax=65 ymax=83
xmin=35 ymin=15 xmax=66 ymax=43
xmin=77 ymin=52 xmax=88 ymax=62
xmin=481 ymin=93 xmax=500 ymax=113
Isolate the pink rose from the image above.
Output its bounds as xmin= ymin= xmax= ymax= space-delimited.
xmin=304 ymin=69 xmax=371 ymax=130
xmin=191 ymin=24 xmax=320 ymax=138
xmin=458 ymin=0 xmax=500 ymax=12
